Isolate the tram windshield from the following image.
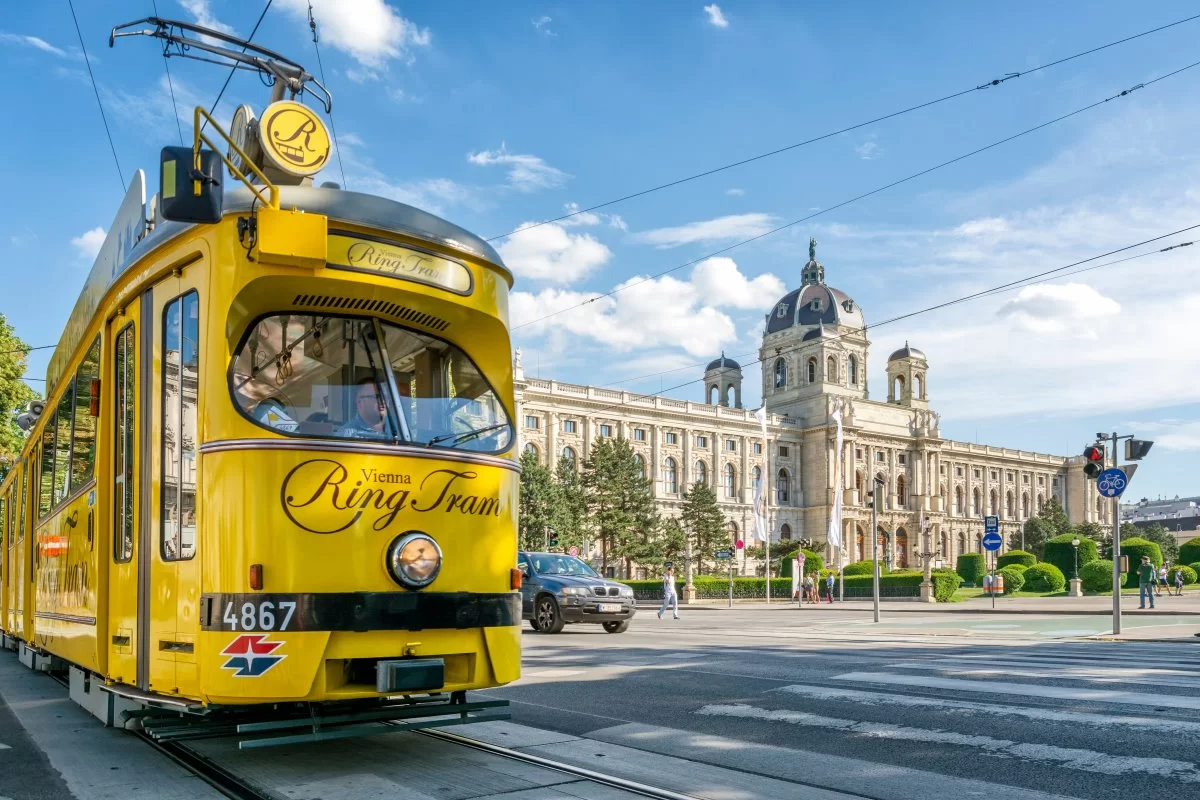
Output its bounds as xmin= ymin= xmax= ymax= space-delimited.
xmin=231 ymin=314 xmax=513 ymax=453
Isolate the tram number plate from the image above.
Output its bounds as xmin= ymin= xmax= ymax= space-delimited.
xmin=597 ymin=603 xmax=622 ymax=613
xmin=223 ymin=600 xmax=297 ymax=632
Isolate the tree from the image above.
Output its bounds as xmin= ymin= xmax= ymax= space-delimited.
xmin=580 ymin=438 xmax=657 ymax=574
xmin=681 ymin=480 xmax=727 ymax=575
xmin=517 ymin=449 xmax=556 ymax=551
xmin=0 ymin=313 xmax=38 ymax=482
xmin=1073 ymin=521 xmax=1105 ymax=541
xmin=1135 ymin=523 xmax=1179 ymax=564
xmin=551 ymin=456 xmax=586 ymax=551
xmin=1012 ymin=497 xmax=1071 ymax=558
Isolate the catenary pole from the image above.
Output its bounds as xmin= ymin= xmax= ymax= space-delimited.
xmin=872 ymin=486 xmax=880 ymax=623
xmin=1111 ymin=431 xmax=1122 ymax=635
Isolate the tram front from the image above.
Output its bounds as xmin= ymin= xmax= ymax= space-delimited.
xmin=197 ymin=190 xmax=521 ymax=707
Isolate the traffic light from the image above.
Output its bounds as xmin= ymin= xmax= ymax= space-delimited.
xmin=1125 ymin=439 xmax=1154 ymax=461
xmin=1082 ymin=445 xmax=1105 ymax=479
xmin=549 ymin=535 xmax=559 ymax=548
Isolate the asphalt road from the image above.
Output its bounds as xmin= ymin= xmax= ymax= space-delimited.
xmin=480 ymin=607 xmax=1200 ymax=800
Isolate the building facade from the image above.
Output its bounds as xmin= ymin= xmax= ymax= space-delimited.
xmin=515 ymin=241 xmax=1105 ymax=575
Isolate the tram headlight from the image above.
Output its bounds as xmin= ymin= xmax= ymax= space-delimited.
xmin=386 ymin=532 xmax=442 ymax=589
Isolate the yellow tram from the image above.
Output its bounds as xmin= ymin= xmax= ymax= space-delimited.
xmin=0 ymin=17 xmax=520 ymax=744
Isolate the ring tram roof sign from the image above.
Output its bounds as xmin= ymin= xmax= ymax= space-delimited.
xmin=259 ymin=100 xmax=331 ymax=178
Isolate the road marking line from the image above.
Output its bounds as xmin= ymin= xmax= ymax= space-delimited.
xmin=883 ymin=662 xmax=1200 ymax=689
xmin=697 ymin=703 xmax=1200 ymax=782
xmin=833 ymin=671 xmax=1200 ymax=710
xmin=775 ymin=684 xmax=1200 ymax=735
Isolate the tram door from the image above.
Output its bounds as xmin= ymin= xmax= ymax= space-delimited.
xmin=106 ymin=307 xmax=140 ymax=687
xmin=136 ymin=272 xmax=203 ymax=695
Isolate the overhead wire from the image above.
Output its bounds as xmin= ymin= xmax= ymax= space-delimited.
xmin=512 ymin=58 xmax=1200 ymax=332
xmin=200 ymin=0 xmax=274 ymax=134
xmin=486 ymin=12 xmax=1200 ymax=242
xmin=150 ymin=0 xmax=184 ymax=145
xmin=307 ymin=1 xmax=348 ymax=189
xmin=65 ymin=0 xmax=124 ymax=192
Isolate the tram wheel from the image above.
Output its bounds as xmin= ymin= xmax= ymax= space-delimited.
xmin=602 ymin=621 xmax=628 ymax=634
xmin=534 ymin=596 xmax=565 ymax=634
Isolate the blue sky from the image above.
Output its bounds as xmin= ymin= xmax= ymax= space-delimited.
xmin=2 ymin=1 xmax=1199 ymax=500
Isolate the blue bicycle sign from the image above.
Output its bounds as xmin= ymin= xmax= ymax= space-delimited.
xmin=1097 ymin=468 xmax=1128 ymax=498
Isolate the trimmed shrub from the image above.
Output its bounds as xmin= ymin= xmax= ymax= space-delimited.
xmin=998 ymin=565 xmax=1026 ymax=594
xmin=1008 ymin=563 xmax=1030 ymax=572
xmin=1120 ymin=537 xmax=1163 ymax=588
xmin=1043 ymin=534 xmax=1099 ymax=581
xmin=1179 ymin=537 xmax=1200 ymax=567
xmin=1079 ymin=559 xmax=1113 ymax=593
xmin=843 ymin=559 xmax=887 ymax=577
xmin=779 ymin=549 xmax=824 ymax=577
xmin=956 ymin=553 xmax=987 ymax=586
xmin=998 ymin=550 xmax=1037 ymax=569
xmin=1170 ymin=564 xmax=1198 ymax=586
xmin=1023 ymin=562 xmax=1067 ymax=593
xmin=1190 ymin=562 xmax=1200 ymax=580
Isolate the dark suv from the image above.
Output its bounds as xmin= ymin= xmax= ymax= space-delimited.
xmin=517 ymin=552 xmax=636 ymax=634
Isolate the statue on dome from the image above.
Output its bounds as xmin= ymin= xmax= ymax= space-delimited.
xmin=809 ymin=236 xmax=817 ymax=261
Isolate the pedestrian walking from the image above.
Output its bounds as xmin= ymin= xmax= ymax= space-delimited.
xmin=1174 ymin=567 xmax=1185 ymax=597
xmin=658 ymin=565 xmax=679 ymax=620
xmin=1137 ymin=556 xmax=1156 ymax=609
xmin=825 ymin=572 xmax=835 ymax=603
xmin=1157 ymin=566 xmax=1167 ymax=597
xmin=805 ymin=574 xmax=816 ymax=604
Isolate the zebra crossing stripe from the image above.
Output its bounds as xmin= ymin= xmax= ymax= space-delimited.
xmin=833 ymin=671 xmax=1200 ymax=710
xmin=697 ymin=703 xmax=1200 ymax=782
xmin=883 ymin=661 xmax=1200 ymax=690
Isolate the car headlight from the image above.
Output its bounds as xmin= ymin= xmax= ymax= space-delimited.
xmin=618 ymin=585 xmax=634 ymax=597
xmin=561 ymin=586 xmax=590 ymax=596
xmin=386 ymin=532 xmax=442 ymax=589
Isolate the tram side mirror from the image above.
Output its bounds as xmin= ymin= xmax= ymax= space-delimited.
xmin=160 ymin=146 xmax=223 ymax=224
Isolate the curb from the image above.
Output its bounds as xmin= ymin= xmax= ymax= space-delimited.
xmin=634 ymin=603 xmax=1200 ymax=616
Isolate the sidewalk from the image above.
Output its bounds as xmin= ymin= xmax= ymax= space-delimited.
xmin=636 ymin=592 xmax=1200 ymax=615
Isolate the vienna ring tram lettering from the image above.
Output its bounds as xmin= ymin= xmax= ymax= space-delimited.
xmin=281 ymin=459 xmax=504 ymax=534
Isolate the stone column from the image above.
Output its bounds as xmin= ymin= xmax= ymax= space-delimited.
xmin=740 ymin=434 xmax=749 ymax=503
xmin=583 ymin=416 xmax=594 ymax=460
xmin=683 ymin=428 xmax=692 ymax=490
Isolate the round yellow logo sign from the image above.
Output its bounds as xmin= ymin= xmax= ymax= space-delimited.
xmin=259 ymin=100 xmax=331 ymax=177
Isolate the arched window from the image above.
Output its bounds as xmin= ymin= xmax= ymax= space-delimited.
xmin=989 ymin=489 xmax=998 ymax=516
xmin=724 ymin=463 xmax=736 ymax=499
xmin=896 ymin=475 xmax=907 ymax=509
xmin=1037 ymin=494 xmax=1045 ymax=513
xmin=826 ymin=355 xmax=837 ymax=382
xmin=855 ymin=470 xmax=864 ymax=495
xmin=634 ymin=453 xmax=646 ymax=480
xmin=977 ymin=533 xmax=984 ymax=552
xmin=1095 ymin=494 xmax=1104 ymax=521
xmin=954 ymin=485 xmax=964 ymax=516
xmin=876 ymin=472 xmax=888 ymax=508
xmin=780 ymin=523 xmax=792 ymax=541
xmin=562 ymin=446 xmax=576 ymax=466
xmin=895 ymin=529 xmax=908 ymax=568
xmin=724 ymin=384 xmax=735 ymax=406
xmin=915 ymin=374 xmax=925 ymax=399
xmin=807 ymin=358 xmax=817 ymax=383
xmin=893 ymin=374 xmax=905 ymax=401
xmin=1006 ymin=490 xmax=1015 ymax=519
xmin=752 ymin=466 xmax=762 ymax=490
xmin=523 ymin=442 xmax=539 ymax=460
xmin=1021 ymin=492 xmax=1030 ymax=519
xmin=971 ymin=487 xmax=981 ymax=516
xmin=849 ymin=355 xmax=858 ymax=386
xmin=777 ymin=469 xmax=790 ymax=503
xmin=707 ymin=385 xmax=718 ymax=405
xmin=694 ymin=460 xmax=708 ymax=487
xmin=957 ymin=532 xmax=966 ymax=558
xmin=855 ymin=526 xmax=865 ymax=561
xmin=940 ymin=532 xmax=949 ymax=560
xmin=663 ymin=457 xmax=678 ymax=494
xmin=774 ymin=358 xmax=787 ymax=388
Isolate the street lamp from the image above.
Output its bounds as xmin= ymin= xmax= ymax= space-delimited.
xmin=1071 ymin=537 xmax=1080 ymax=580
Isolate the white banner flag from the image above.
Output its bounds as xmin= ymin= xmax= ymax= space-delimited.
xmin=753 ymin=406 xmax=769 ymax=542
xmin=828 ymin=400 xmax=844 ymax=553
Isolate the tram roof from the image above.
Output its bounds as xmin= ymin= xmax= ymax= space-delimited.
xmin=46 ymin=174 xmax=511 ymax=394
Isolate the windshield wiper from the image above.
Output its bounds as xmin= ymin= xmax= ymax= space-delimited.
xmin=426 ymin=422 xmax=510 ymax=448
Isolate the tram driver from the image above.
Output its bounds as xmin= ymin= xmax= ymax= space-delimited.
xmin=339 ymin=378 xmax=390 ymax=439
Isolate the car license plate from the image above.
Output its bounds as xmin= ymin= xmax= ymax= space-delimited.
xmin=597 ymin=603 xmax=621 ymax=613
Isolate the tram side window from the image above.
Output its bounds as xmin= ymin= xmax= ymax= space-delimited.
xmin=162 ymin=292 xmax=199 ymax=562
xmin=52 ymin=387 xmax=73 ymax=505
xmin=70 ymin=337 xmax=101 ymax=489
xmin=19 ymin=466 xmax=27 ymax=540
xmin=39 ymin=420 xmax=55 ymax=518
xmin=114 ymin=325 xmax=135 ymax=563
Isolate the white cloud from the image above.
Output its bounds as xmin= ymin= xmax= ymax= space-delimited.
xmin=559 ymin=202 xmax=626 ymax=230
xmin=1124 ymin=419 xmax=1200 ymax=451
xmin=498 ymin=223 xmax=611 ymax=284
xmin=855 ymin=139 xmax=880 ymax=160
xmin=71 ymin=227 xmax=105 ymax=260
xmin=353 ymin=175 xmax=472 ymax=215
xmin=632 ymin=213 xmax=776 ymax=248
xmin=277 ymin=0 xmax=430 ymax=70
xmin=179 ymin=0 xmax=235 ymax=35
xmin=468 ymin=144 xmax=569 ymax=192
xmin=996 ymin=283 xmax=1120 ymax=335
xmin=704 ymin=4 xmax=729 ymax=28
xmin=533 ymin=16 xmax=556 ymax=37
xmin=726 ymin=188 xmax=745 ymax=196
xmin=690 ymin=257 xmax=785 ymax=309
xmin=0 ymin=32 xmax=71 ymax=58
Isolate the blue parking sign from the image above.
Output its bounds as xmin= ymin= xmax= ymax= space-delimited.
xmin=984 ymin=515 xmax=999 ymax=535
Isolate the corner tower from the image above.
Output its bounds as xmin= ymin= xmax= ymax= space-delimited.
xmin=705 ymin=353 xmax=742 ymax=408
xmin=886 ymin=342 xmax=928 ymax=408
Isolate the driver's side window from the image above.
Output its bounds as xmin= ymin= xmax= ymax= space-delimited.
xmin=517 ymin=554 xmax=531 ymax=577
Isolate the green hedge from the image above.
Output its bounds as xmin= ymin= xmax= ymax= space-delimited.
xmin=1121 ymin=538 xmax=1163 ymax=588
xmin=1179 ymin=537 xmax=1200 ymax=566
xmin=779 ymin=549 xmax=824 ymax=577
xmin=840 ymin=570 xmax=960 ymax=602
xmin=620 ymin=571 xmax=961 ymax=602
xmin=1170 ymin=564 xmax=1198 ymax=585
xmin=843 ymin=559 xmax=887 ymax=577
xmin=1190 ymin=562 xmax=1200 ymax=581
xmin=997 ymin=550 xmax=1037 ymax=569
xmin=998 ymin=565 xmax=1025 ymax=594
xmin=1079 ymin=559 xmax=1114 ymax=593
xmin=1023 ymin=562 xmax=1066 ymax=593
xmin=956 ymin=553 xmax=987 ymax=586
xmin=1043 ymin=534 xmax=1098 ymax=580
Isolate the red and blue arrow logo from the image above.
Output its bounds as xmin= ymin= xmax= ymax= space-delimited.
xmin=220 ymin=634 xmax=286 ymax=677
